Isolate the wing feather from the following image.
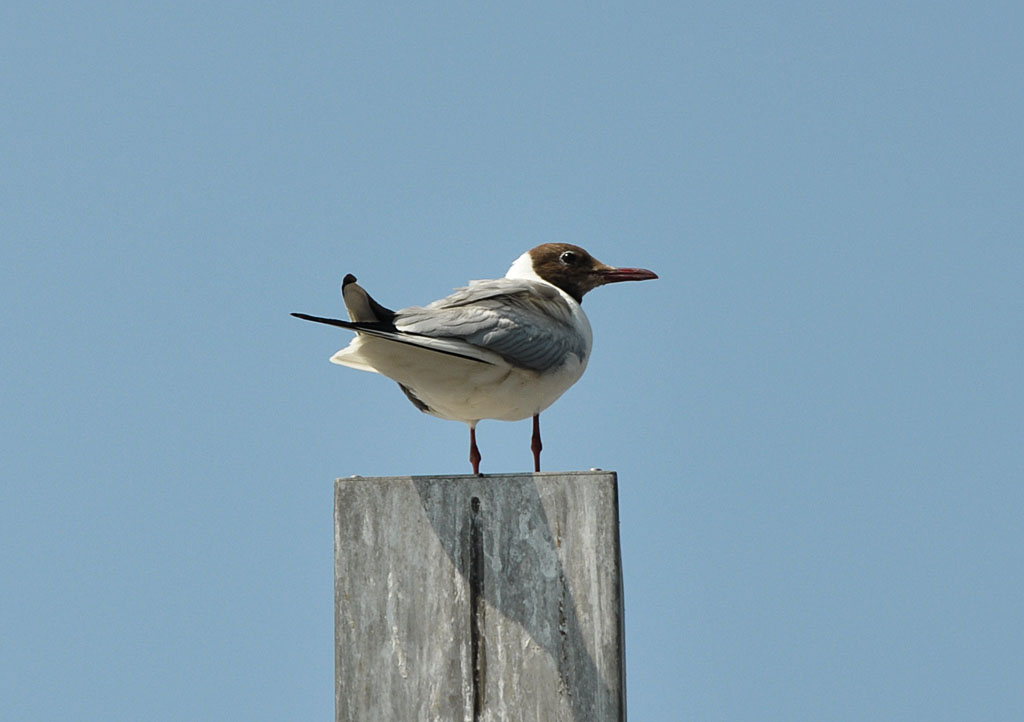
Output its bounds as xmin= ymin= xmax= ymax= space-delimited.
xmin=295 ymin=279 xmax=588 ymax=373
xmin=394 ymin=279 xmax=587 ymax=371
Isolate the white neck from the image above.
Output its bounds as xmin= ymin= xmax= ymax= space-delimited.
xmin=505 ymin=251 xmax=545 ymax=283
xmin=505 ymin=249 xmax=588 ymax=319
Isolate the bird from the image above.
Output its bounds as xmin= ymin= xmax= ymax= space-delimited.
xmin=292 ymin=243 xmax=657 ymax=475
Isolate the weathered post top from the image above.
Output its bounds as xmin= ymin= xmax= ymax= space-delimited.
xmin=335 ymin=471 xmax=626 ymax=722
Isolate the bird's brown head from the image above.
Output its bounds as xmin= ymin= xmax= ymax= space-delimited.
xmin=525 ymin=243 xmax=658 ymax=303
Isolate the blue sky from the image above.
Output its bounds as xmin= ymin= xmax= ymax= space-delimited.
xmin=2 ymin=2 xmax=1022 ymax=720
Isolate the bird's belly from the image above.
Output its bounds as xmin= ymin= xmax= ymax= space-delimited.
xmin=415 ymin=363 xmax=584 ymax=422
xmin=332 ymin=336 xmax=586 ymax=423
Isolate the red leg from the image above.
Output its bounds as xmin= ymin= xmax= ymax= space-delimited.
xmin=470 ymin=425 xmax=482 ymax=476
xmin=531 ymin=414 xmax=542 ymax=472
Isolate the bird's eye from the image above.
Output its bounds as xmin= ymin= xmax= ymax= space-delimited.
xmin=560 ymin=251 xmax=579 ymax=265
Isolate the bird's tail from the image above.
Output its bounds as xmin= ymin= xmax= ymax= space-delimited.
xmin=290 ymin=313 xmax=383 ymax=372
xmin=341 ymin=274 xmax=395 ymax=323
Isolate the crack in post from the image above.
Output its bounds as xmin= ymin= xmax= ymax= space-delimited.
xmin=558 ymin=571 xmax=571 ymax=699
xmin=469 ymin=496 xmax=485 ymax=720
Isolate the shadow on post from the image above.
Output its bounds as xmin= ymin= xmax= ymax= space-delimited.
xmin=414 ymin=474 xmax=623 ymax=722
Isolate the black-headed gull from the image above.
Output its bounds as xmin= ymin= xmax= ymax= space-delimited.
xmin=293 ymin=243 xmax=657 ymax=475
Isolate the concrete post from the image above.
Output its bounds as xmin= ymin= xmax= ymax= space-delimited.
xmin=334 ymin=471 xmax=626 ymax=722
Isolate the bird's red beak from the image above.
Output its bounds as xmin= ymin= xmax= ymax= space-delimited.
xmin=593 ymin=266 xmax=659 ymax=284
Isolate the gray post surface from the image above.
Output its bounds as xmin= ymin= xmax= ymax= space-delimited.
xmin=335 ymin=471 xmax=626 ymax=722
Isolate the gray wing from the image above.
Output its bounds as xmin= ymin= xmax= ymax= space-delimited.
xmin=394 ymin=279 xmax=588 ymax=372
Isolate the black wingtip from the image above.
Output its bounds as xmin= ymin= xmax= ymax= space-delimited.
xmin=291 ymin=312 xmax=354 ymax=329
